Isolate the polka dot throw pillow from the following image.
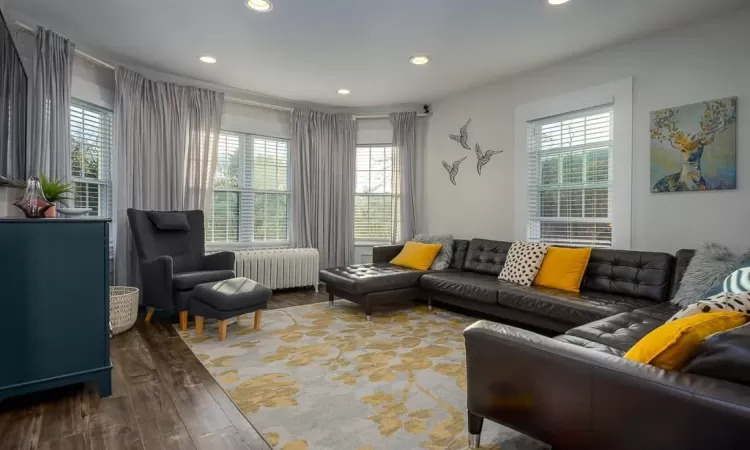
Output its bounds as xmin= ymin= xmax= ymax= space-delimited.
xmin=669 ymin=291 xmax=750 ymax=322
xmin=498 ymin=242 xmax=550 ymax=286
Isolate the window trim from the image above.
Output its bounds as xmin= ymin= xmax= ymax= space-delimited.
xmin=513 ymin=78 xmax=633 ymax=249
xmin=354 ymin=143 xmax=400 ymax=246
xmin=207 ymin=131 xmax=291 ymax=249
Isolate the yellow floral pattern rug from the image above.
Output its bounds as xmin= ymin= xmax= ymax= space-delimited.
xmin=177 ymin=301 xmax=547 ymax=450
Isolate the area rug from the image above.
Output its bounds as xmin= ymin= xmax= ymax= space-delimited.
xmin=176 ymin=301 xmax=547 ymax=450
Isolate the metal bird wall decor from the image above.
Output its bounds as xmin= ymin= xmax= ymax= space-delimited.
xmin=445 ymin=118 xmax=504 ymax=185
xmin=475 ymin=143 xmax=502 ymax=175
xmin=442 ymin=157 xmax=467 ymax=186
xmin=449 ymin=119 xmax=472 ymax=150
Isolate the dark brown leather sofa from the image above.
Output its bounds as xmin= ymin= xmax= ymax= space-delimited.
xmin=321 ymin=241 xmax=750 ymax=449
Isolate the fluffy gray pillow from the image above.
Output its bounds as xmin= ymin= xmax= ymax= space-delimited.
xmin=671 ymin=243 xmax=748 ymax=307
xmin=412 ymin=234 xmax=454 ymax=270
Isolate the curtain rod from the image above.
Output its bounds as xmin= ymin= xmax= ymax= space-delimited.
xmin=15 ymin=21 xmax=115 ymax=70
xmin=14 ymin=20 xmax=429 ymax=121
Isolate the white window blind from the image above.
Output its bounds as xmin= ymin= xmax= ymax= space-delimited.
xmin=355 ymin=145 xmax=400 ymax=243
xmin=207 ymin=131 xmax=290 ymax=245
xmin=70 ymin=100 xmax=113 ymax=219
xmin=526 ymin=105 xmax=613 ymax=247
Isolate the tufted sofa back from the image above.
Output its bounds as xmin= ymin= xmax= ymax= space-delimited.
xmin=462 ymin=239 xmax=513 ymax=276
xmin=451 ymin=239 xmax=471 ymax=269
xmin=580 ymin=249 xmax=675 ymax=303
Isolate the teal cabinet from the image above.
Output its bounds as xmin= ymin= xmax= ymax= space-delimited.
xmin=0 ymin=218 xmax=111 ymax=399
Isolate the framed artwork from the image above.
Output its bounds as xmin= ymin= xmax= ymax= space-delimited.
xmin=650 ymin=97 xmax=737 ymax=193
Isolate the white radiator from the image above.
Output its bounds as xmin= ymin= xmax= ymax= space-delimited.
xmin=234 ymin=248 xmax=320 ymax=291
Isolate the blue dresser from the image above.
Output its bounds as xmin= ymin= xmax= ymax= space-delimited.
xmin=0 ymin=218 xmax=112 ymax=399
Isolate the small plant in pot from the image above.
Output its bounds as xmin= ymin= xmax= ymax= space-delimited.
xmin=14 ymin=175 xmax=74 ymax=218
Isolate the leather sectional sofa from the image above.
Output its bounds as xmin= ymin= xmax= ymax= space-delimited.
xmin=321 ymin=238 xmax=675 ymax=330
xmin=320 ymin=239 xmax=750 ymax=449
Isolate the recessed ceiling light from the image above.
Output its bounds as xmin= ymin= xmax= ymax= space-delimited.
xmin=247 ymin=0 xmax=273 ymax=12
xmin=337 ymin=89 xmax=351 ymax=95
xmin=199 ymin=56 xmax=217 ymax=64
xmin=548 ymin=0 xmax=570 ymax=4
xmin=409 ymin=56 xmax=431 ymax=65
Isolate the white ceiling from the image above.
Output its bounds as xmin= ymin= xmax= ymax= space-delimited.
xmin=8 ymin=0 xmax=747 ymax=107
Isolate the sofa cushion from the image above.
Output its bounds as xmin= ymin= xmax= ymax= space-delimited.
xmin=553 ymin=335 xmax=625 ymax=356
xmin=494 ymin=284 xmax=655 ymax=326
xmin=412 ymin=234 xmax=454 ymax=270
xmin=173 ymin=270 xmax=236 ymax=291
xmin=580 ymin=249 xmax=674 ymax=303
xmin=451 ymin=239 xmax=470 ymax=270
xmin=683 ymin=323 xmax=750 ymax=386
xmin=320 ymin=263 xmax=423 ymax=295
xmin=420 ymin=272 xmax=501 ymax=304
xmin=633 ymin=302 xmax=681 ymax=321
xmin=462 ymin=239 xmax=512 ymax=276
xmin=498 ymin=242 xmax=549 ymax=286
xmin=565 ymin=312 xmax=664 ymax=353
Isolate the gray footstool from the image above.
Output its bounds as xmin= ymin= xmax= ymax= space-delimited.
xmin=188 ymin=277 xmax=271 ymax=340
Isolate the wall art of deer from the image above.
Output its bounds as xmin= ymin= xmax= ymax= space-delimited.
xmin=651 ymin=98 xmax=737 ymax=193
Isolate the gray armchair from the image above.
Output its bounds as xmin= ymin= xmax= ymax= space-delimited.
xmin=127 ymin=209 xmax=235 ymax=328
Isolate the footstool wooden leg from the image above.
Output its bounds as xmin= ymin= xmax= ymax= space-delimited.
xmin=254 ymin=310 xmax=263 ymax=329
xmin=219 ymin=320 xmax=228 ymax=341
xmin=328 ymin=293 xmax=334 ymax=307
xmin=195 ymin=316 xmax=204 ymax=335
xmin=145 ymin=307 xmax=155 ymax=323
xmin=179 ymin=311 xmax=188 ymax=331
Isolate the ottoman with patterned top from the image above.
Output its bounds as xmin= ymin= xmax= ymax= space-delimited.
xmin=188 ymin=277 xmax=271 ymax=340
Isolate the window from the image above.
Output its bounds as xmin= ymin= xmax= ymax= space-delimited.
xmin=207 ymin=131 xmax=290 ymax=245
xmin=526 ymin=105 xmax=613 ymax=247
xmin=355 ymin=145 xmax=400 ymax=243
xmin=70 ymin=100 xmax=113 ymax=219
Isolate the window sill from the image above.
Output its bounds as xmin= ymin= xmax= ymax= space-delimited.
xmin=355 ymin=241 xmax=398 ymax=247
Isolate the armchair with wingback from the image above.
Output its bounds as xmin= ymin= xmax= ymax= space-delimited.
xmin=126 ymin=209 xmax=236 ymax=329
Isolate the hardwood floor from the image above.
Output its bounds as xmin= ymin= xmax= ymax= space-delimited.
xmin=0 ymin=289 xmax=329 ymax=450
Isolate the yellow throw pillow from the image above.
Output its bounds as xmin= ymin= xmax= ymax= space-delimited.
xmin=624 ymin=312 xmax=748 ymax=370
xmin=391 ymin=241 xmax=443 ymax=271
xmin=533 ymin=247 xmax=592 ymax=293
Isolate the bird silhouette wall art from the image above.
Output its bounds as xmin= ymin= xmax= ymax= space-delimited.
xmin=449 ymin=119 xmax=472 ymax=150
xmin=445 ymin=118 xmax=503 ymax=185
xmin=442 ymin=157 xmax=467 ymax=186
xmin=475 ymin=143 xmax=502 ymax=175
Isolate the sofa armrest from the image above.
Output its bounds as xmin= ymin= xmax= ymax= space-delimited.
xmin=372 ymin=244 xmax=404 ymax=263
xmin=464 ymin=321 xmax=750 ymax=450
xmin=203 ymin=251 xmax=236 ymax=271
xmin=140 ymin=255 xmax=175 ymax=311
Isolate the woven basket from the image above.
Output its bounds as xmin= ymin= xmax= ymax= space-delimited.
xmin=110 ymin=286 xmax=139 ymax=335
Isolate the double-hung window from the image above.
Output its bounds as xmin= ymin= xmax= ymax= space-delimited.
xmin=207 ymin=131 xmax=290 ymax=246
xmin=70 ymin=100 xmax=113 ymax=219
xmin=355 ymin=145 xmax=400 ymax=243
xmin=526 ymin=105 xmax=613 ymax=247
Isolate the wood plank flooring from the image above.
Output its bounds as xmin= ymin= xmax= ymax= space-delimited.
xmin=0 ymin=289 xmax=329 ymax=450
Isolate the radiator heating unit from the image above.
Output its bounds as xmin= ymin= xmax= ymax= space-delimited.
xmin=234 ymin=248 xmax=320 ymax=291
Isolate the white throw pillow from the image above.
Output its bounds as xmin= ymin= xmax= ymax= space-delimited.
xmin=498 ymin=242 xmax=550 ymax=286
xmin=669 ymin=291 xmax=750 ymax=322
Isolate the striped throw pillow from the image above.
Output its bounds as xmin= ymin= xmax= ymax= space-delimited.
xmin=722 ymin=261 xmax=750 ymax=293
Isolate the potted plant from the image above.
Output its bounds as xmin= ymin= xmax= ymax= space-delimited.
xmin=13 ymin=175 xmax=74 ymax=217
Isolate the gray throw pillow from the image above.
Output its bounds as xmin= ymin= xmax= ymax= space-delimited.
xmin=412 ymin=234 xmax=454 ymax=270
xmin=671 ymin=243 xmax=748 ymax=307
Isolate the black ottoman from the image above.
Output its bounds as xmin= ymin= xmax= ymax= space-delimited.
xmin=188 ymin=277 xmax=271 ymax=340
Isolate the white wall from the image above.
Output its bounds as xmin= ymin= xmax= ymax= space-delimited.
xmin=424 ymin=7 xmax=750 ymax=254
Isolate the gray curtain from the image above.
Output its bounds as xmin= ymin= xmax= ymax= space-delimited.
xmin=27 ymin=27 xmax=74 ymax=181
xmin=113 ymin=67 xmax=224 ymax=285
xmin=291 ymin=109 xmax=355 ymax=268
xmin=390 ymin=112 xmax=418 ymax=241
xmin=0 ymin=25 xmax=27 ymax=180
